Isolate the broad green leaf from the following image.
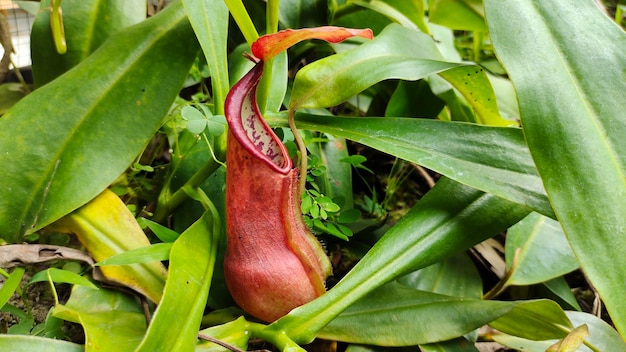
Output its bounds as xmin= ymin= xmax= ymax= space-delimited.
xmin=428 ymin=0 xmax=486 ymax=31
xmin=318 ymin=282 xmax=516 ymax=346
xmin=266 ymin=112 xmax=554 ymax=219
xmin=345 ymin=345 xmax=417 ymax=352
xmin=290 ymin=24 xmax=511 ymax=126
xmin=543 ymin=277 xmax=581 ymax=311
xmin=183 ymin=0 xmax=229 ymax=114
xmin=492 ymin=334 xmax=562 ymax=352
xmin=438 ymin=65 xmax=514 ymax=126
xmin=28 ymin=268 xmax=98 ymax=289
xmin=398 ymin=253 xmax=482 ymax=299
xmin=0 ymin=1 xmax=198 ymax=242
xmin=489 ymin=300 xmax=572 ymax=341
xmin=95 ymin=243 xmax=173 ymax=266
xmin=419 ymin=337 xmax=479 ymax=352
xmin=0 ymin=335 xmax=84 ymax=352
xmin=49 ymin=189 xmax=167 ymax=303
xmin=31 ymin=0 xmax=146 ymax=87
xmin=289 ymin=24 xmax=455 ymax=108
xmin=268 ymin=177 xmax=531 ymax=343
xmin=505 ymin=212 xmax=578 ymax=286
xmin=567 ymin=311 xmax=626 ymax=351
xmin=0 ymin=267 xmax=25 ymax=309
xmin=53 ymin=285 xmax=146 ymax=352
xmin=486 ymin=73 xmax=520 ymax=122
xmin=136 ymin=207 xmax=221 ymax=352
xmin=196 ymin=316 xmax=250 ymax=351
xmin=485 ymin=0 xmax=626 ymax=335
xmin=428 ymin=75 xmax=477 ymax=123
xmin=546 ymin=324 xmax=587 ymax=352
xmin=493 ymin=311 xmax=626 ymax=352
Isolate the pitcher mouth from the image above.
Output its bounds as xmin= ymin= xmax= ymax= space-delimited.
xmin=225 ymin=59 xmax=292 ymax=175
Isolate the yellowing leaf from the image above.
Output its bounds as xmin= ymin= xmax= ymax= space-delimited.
xmin=48 ymin=189 xmax=167 ymax=303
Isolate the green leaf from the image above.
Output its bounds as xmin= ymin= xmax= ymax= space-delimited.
xmin=543 ymin=277 xmax=581 ymax=312
xmin=197 ymin=316 xmax=250 ymax=351
xmin=206 ymin=115 xmax=227 ymax=137
xmin=49 ymin=189 xmax=168 ymax=304
xmin=318 ymin=282 xmax=516 ymax=346
xmin=419 ymin=337 xmax=479 ymax=352
xmin=485 ymin=0 xmax=626 ymax=335
xmin=290 ymin=24 xmax=510 ymax=126
xmin=53 ymin=285 xmax=146 ymax=352
xmin=289 ymin=24 xmax=458 ymax=109
xmin=398 ymin=253 xmax=482 ymax=299
xmin=31 ymin=0 xmax=146 ymax=87
xmin=0 ymin=267 xmax=25 ymax=309
xmin=385 ymin=80 xmax=446 ymax=119
xmin=183 ymin=0 xmax=229 ymax=115
xmin=182 ymin=105 xmax=209 ymax=134
xmin=312 ymin=134 xmax=355 ymax=209
xmin=0 ymin=1 xmax=198 ymax=242
xmin=438 ymin=65 xmax=513 ymax=126
xmin=266 ymin=112 xmax=553 ymax=219
xmin=140 ymin=218 xmax=180 ymax=242
xmin=566 ymin=311 xmax=626 ymax=351
xmin=269 ymin=177 xmax=531 ymax=343
xmin=505 ymin=212 xmax=579 ymax=286
xmin=493 ymin=311 xmax=626 ymax=352
xmin=489 ymin=300 xmax=572 ymax=341
xmin=28 ymin=268 xmax=98 ymax=289
xmin=95 ymin=243 xmax=173 ymax=266
xmin=135 ymin=207 xmax=221 ymax=352
xmin=0 ymin=335 xmax=84 ymax=352
xmin=428 ymin=0 xmax=486 ymax=31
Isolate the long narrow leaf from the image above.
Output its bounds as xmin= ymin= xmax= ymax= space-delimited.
xmin=266 ymin=112 xmax=553 ymax=218
xmin=0 ymin=335 xmax=84 ymax=352
xmin=505 ymin=212 xmax=578 ymax=287
xmin=183 ymin=0 xmax=229 ymax=114
xmin=0 ymin=1 xmax=198 ymax=242
xmin=318 ymin=282 xmax=516 ymax=346
xmin=268 ymin=177 xmax=531 ymax=343
xmin=135 ymin=206 xmax=221 ymax=352
xmin=48 ymin=189 xmax=168 ymax=303
xmin=0 ymin=267 xmax=25 ymax=309
xmin=53 ymin=285 xmax=147 ymax=352
xmin=289 ymin=24 xmax=510 ymax=126
xmin=485 ymin=0 xmax=626 ymax=335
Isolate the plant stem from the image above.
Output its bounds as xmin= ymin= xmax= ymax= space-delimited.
xmin=247 ymin=322 xmax=306 ymax=352
xmin=472 ymin=31 xmax=483 ymax=62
